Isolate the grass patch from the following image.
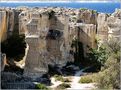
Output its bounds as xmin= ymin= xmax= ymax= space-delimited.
xmin=35 ymin=83 xmax=49 ymax=90
xmin=54 ymin=74 xmax=64 ymax=82
xmin=57 ymin=83 xmax=71 ymax=89
xmin=79 ymin=76 xmax=93 ymax=83
xmin=54 ymin=75 xmax=71 ymax=82
xmin=79 ymin=73 xmax=97 ymax=83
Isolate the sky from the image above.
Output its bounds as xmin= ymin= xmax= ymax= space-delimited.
xmin=0 ymin=0 xmax=120 ymax=3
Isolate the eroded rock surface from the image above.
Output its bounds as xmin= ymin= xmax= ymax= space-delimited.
xmin=19 ymin=10 xmax=74 ymax=78
xmin=1 ymin=7 xmax=120 ymax=79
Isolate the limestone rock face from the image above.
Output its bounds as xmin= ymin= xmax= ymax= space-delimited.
xmin=107 ymin=16 xmax=121 ymax=40
xmin=77 ymin=9 xmax=98 ymax=25
xmin=97 ymin=13 xmax=108 ymax=43
xmin=1 ymin=7 xmax=121 ymax=80
xmin=69 ymin=23 xmax=96 ymax=57
xmin=97 ymin=9 xmax=121 ymax=44
xmin=20 ymin=10 xmax=74 ymax=78
xmin=0 ymin=9 xmax=21 ymax=42
xmin=0 ymin=10 xmax=7 ymax=42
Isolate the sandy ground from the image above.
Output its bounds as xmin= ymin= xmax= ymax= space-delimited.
xmin=67 ymin=69 xmax=96 ymax=90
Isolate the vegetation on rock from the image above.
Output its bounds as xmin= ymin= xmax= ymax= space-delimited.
xmin=86 ymin=46 xmax=108 ymax=71
xmin=84 ymin=39 xmax=120 ymax=89
xmin=79 ymin=76 xmax=93 ymax=83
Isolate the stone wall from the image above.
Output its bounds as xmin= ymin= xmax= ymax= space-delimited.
xmin=0 ymin=11 xmax=7 ymax=42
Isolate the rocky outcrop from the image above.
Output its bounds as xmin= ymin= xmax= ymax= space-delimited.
xmin=107 ymin=9 xmax=121 ymax=41
xmin=97 ymin=13 xmax=109 ymax=43
xmin=1 ymin=7 xmax=120 ymax=79
xmin=97 ymin=9 xmax=121 ymax=44
xmin=107 ymin=15 xmax=121 ymax=40
xmin=20 ymin=10 xmax=74 ymax=78
xmin=69 ymin=23 xmax=96 ymax=57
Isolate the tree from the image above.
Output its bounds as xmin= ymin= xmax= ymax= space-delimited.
xmin=1 ymin=34 xmax=26 ymax=61
xmin=86 ymin=46 xmax=108 ymax=71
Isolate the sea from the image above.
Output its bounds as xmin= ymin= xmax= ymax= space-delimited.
xmin=0 ymin=1 xmax=120 ymax=13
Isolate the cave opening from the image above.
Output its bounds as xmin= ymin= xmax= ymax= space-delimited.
xmin=46 ymin=29 xmax=63 ymax=40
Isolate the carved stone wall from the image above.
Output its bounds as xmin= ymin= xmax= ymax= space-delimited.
xmin=22 ymin=11 xmax=74 ymax=78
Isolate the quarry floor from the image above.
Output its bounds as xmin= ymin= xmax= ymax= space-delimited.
xmin=14 ymin=53 xmax=96 ymax=90
xmin=49 ymin=68 xmax=96 ymax=90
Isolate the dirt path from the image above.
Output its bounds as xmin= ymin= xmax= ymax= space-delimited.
xmin=67 ymin=67 xmax=96 ymax=90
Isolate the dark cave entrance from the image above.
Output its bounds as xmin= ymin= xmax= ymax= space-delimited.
xmin=46 ymin=29 xmax=63 ymax=40
xmin=71 ymin=39 xmax=84 ymax=66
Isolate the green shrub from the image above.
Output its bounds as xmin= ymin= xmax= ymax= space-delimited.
xmin=57 ymin=83 xmax=70 ymax=89
xmin=35 ymin=83 xmax=48 ymax=90
xmin=79 ymin=76 xmax=93 ymax=83
xmin=63 ymin=78 xmax=71 ymax=82
xmin=86 ymin=46 xmax=108 ymax=71
xmin=54 ymin=75 xmax=64 ymax=82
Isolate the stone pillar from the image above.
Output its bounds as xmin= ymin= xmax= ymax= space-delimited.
xmin=24 ymin=35 xmax=48 ymax=79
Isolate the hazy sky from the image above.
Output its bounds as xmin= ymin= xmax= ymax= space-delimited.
xmin=0 ymin=0 xmax=120 ymax=2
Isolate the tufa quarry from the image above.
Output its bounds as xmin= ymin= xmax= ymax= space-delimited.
xmin=0 ymin=7 xmax=121 ymax=79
